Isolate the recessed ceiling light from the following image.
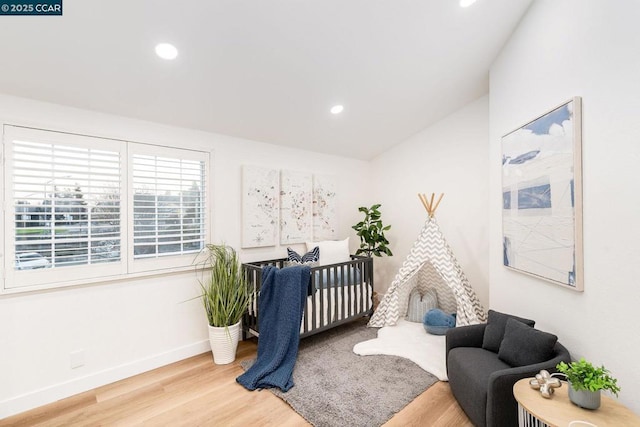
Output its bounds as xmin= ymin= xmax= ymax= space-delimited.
xmin=155 ymin=43 xmax=178 ymax=60
xmin=459 ymin=0 xmax=477 ymax=7
xmin=330 ymin=105 xmax=344 ymax=115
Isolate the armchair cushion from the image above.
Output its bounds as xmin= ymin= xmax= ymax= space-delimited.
xmin=498 ymin=318 xmax=558 ymax=367
xmin=482 ymin=309 xmax=535 ymax=352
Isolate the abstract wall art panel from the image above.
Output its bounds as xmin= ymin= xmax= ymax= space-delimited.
xmin=280 ymin=170 xmax=313 ymax=244
xmin=241 ymin=165 xmax=279 ymax=248
xmin=312 ymin=174 xmax=338 ymax=240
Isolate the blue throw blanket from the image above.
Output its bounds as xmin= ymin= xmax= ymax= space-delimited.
xmin=236 ymin=265 xmax=310 ymax=392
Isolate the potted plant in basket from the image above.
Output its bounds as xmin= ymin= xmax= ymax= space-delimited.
xmin=196 ymin=244 xmax=250 ymax=365
xmin=352 ymin=204 xmax=393 ymax=258
xmin=556 ymin=358 xmax=621 ymax=409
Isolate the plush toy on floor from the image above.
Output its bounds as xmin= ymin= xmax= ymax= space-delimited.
xmin=423 ymin=308 xmax=456 ymax=335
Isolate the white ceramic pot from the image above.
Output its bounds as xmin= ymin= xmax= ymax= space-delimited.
xmin=208 ymin=321 xmax=241 ymax=365
xmin=568 ymin=383 xmax=601 ymax=410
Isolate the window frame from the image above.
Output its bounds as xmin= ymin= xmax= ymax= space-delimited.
xmin=1 ymin=125 xmax=212 ymax=294
xmin=127 ymin=142 xmax=210 ymax=274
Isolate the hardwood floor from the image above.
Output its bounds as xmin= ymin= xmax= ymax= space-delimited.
xmin=1 ymin=340 xmax=472 ymax=427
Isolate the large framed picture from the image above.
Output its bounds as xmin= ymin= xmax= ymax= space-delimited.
xmin=502 ymin=97 xmax=583 ymax=291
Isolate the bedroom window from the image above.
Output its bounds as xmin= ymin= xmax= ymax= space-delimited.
xmin=129 ymin=144 xmax=207 ymax=273
xmin=2 ymin=125 xmax=210 ymax=291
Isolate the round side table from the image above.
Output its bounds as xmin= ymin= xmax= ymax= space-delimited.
xmin=513 ymin=378 xmax=640 ymax=427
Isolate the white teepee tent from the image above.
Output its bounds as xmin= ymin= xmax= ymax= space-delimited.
xmin=369 ymin=193 xmax=487 ymax=327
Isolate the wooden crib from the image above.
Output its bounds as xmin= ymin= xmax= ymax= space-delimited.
xmin=242 ymin=255 xmax=374 ymax=339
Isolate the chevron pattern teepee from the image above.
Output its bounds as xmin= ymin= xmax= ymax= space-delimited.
xmin=368 ymin=194 xmax=486 ymax=327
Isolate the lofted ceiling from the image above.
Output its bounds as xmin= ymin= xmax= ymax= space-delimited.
xmin=0 ymin=0 xmax=532 ymax=160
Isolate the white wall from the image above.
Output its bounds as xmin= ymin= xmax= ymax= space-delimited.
xmin=370 ymin=96 xmax=490 ymax=308
xmin=0 ymin=94 xmax=371 ymax=418
xmin=490 ymin=0 xmax=640 ymax=413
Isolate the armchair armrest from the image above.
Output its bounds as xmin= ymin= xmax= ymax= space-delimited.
xmin=445 ymin=323 xmax=486 ymax=373
xmin=446 ymin=323 xmax=486 ymax=353
xmin=486 ymin=342 xmax=571 ymax=427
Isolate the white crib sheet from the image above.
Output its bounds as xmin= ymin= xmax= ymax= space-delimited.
xmin=248 ymin=282 xmax=373 ymax=334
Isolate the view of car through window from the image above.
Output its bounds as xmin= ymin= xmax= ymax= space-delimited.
xmin=15 ymin=252 xmax=51 ymax=270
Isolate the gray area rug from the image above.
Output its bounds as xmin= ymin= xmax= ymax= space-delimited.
xmin=241 ymin=319 xmax=439 ymax=427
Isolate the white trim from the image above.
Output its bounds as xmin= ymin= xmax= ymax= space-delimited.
xmin=1 ymin=126 xmax=5 ymax=285
xmin=0 ymin=340 xmax=210 ymax=419
xmin=0 ymin=264 xmax=197 ymax=295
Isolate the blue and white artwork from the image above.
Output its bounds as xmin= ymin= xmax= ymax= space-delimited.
xmin=502 ymin=98 xmax=583 ymax=290
xmin=517 ymin=183 xmax=552 ymax=210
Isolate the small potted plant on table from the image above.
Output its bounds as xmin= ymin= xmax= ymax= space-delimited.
xmin=556 ymin=358 xmax=621 ymax=409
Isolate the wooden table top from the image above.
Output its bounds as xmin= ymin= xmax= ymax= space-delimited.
xmin=513 ymin=378 xmax=640 ymax=427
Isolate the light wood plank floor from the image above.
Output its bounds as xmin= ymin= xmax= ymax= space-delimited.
xmin=1 ymin=339 xmax=472 ymax=426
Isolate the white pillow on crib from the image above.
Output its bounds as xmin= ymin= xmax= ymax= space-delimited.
xmin=306 ymin=237 xmax=350 ymax=266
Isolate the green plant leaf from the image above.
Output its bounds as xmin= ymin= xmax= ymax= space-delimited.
xmin=195 ymin=244 xmax=251 ymax=328
xmin=556 ymin=358 xmax=620 ymax=397
xmin=351 ymin=204 xmax=393 ymax=258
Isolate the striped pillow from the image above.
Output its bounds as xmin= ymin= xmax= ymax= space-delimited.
xmin=407 ymin=288 xmax=438 ymax=323
xmin=286 ymin=246 xmax=320 ymax=266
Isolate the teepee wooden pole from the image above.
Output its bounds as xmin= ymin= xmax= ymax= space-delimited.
xmin=418 ymin=192 xmax=444 ymax=217
xmin=432 ymin=193 xmax=444 ymax=215
xmin=418 ymin=193 xmax=429 ymax=213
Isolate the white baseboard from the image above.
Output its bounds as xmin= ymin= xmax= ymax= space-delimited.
xmin=0 ymin=340 xmax=210 ymax=419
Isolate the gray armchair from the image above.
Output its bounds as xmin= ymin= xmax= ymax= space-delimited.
xmin=446 ymin=322 xmax=571 ymax=427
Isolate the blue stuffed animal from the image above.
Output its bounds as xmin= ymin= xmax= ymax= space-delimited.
xmin=423 ymin=308 xmax=456 ymax=335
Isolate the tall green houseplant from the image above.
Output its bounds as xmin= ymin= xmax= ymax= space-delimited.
xmin=352 ymin=204 xmax=393 ymax=258
xmin=197 ymin=244 xmax=250 ymax=328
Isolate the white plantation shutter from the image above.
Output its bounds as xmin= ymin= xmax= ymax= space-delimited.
xmin=132 ymin=155 xmax=206 ymax=258
xmin=4 ymin=125 xmax=126 ymax=289
xmin=129 ymin=144 xmax=208 ymax=272
xmin=2 ymin=126 xmax=211 ymax=292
